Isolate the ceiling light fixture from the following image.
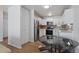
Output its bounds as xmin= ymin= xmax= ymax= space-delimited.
xmin=48 ymin=12 xmax=52 ymax=16
xmin=43 ymin=5 xmax=49 ymax=9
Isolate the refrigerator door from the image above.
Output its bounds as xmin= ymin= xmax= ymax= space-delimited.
xmin=34 ymin=20 xmax=39 ymax=41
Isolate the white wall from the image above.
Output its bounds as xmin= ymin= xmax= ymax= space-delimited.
xmin=21 ymin=6 xmax=34 ymax=44
xmin=72 ymin=6 xmax=79 ymax=42
xmin=0 ymin=8 xmax=3 ymax=41
xmin=8 ymin=6 xmax=34 ymax=48
xmin=70 ymin=6 xmax=79 ymax=52
xmin=20 ymin=7 xmax=30 ymax=44
xmin=29 ymin=9 xmax=34 ymax=42
xmin=3 ymin=12 xmax=8 ymax=37
xmin=8 ymin=6 xmax=21 ymax=48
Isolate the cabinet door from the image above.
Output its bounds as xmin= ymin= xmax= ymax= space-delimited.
xmin=63 ymin=9 xmax=73 ymax=24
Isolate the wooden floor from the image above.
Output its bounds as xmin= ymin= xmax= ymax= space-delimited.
xmin=0 ymin=38 xmax=44 ymax=53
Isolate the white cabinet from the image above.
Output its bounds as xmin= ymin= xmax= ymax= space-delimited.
xmin=39 ymin=29 xmax=46 ymax=37
xmin=62 ymin=8 xmax=74 ymax=24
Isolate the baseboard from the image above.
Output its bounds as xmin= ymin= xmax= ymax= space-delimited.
xmin=8 ymin=42 xmax=22 ymax=49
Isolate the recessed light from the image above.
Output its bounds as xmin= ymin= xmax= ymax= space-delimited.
xmin=43 ymin=5 xmax=49 ymax=9
xmin=48 ymin=12 xmax=52 ymax=16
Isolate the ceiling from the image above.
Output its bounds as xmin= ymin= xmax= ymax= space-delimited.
xmin=0 ymin=5 xmax=70 ymax=18
xmin=24 ymin=5 xmax=70 ymax=18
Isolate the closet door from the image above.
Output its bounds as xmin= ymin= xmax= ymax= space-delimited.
xmin=21 ymin=7 xmax=30 ymax=44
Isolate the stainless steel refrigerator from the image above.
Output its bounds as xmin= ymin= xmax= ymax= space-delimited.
xmin=34 ymin=19 xmax=39 ymax=41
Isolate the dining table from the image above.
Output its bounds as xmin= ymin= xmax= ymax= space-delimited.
xmin=39 ymin=35 xmax=79 ymax=53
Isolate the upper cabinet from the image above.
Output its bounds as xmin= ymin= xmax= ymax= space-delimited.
xmin=62 ymin=8 xmax=74 ymax=24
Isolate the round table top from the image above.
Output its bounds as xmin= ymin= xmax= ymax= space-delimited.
xmin=40 ymin=35 xmax=64 ymax=45
xmin=39 ymin=35 xmax=79 ymax=50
